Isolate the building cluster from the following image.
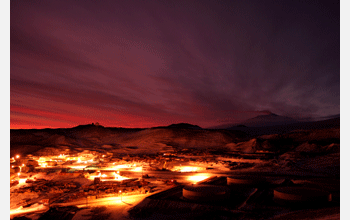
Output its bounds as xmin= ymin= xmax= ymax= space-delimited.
xmin=64 ymin=179 xmax=152 ymax=203
xmin=11 ymin=179 xmax=79 ymax=195
xmin=10 ymin=146 xmax=278 ymax=213
xmin=10 ymin=150 xmax=180 ymax=208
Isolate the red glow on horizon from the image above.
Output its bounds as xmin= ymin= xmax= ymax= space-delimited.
xmin=11 ymin=104 xmax=170 ymax=129
xmin=10 ymin=94 xmax=270 ymax=129
xmin=10 ymin=115 xmax=185 ymax=130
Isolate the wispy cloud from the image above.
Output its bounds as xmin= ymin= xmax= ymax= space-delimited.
xmin=10 ymin=0 xmax=340 ymax=128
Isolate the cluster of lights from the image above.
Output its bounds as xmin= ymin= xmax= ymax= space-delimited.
xmin=76 ymin=157 xmax=95 ymax=164
xmin=172 ymin=166 xmax=205 ymax=172
xmin=180 ymin=166 xmax=198 ymax=172
xmin=88 ymin=170 xmax=129 ymax=181
xmin=11 ymin=155 xmax=20 ymax=162
xmin=187 ymin=174 xmax=210 ymax=183
xmin=13 ymin=154 xmax=123 ymax=170
xmin=39 ymin=162 xmax=47 ymax=167
xmin=36 ymin=155 xmax=95 ymax=167
xmin=18 ymin=178 xmax=26 ymax=184
xmin=132 ymin=167 xmax=142 ymax=172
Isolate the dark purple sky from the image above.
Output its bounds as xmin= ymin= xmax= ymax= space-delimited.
xmin=10 ymin=0 xmax=340 ymax=129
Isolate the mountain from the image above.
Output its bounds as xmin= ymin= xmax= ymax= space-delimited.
xmin=227 ymin=116 xmax=339 ymax=137
xmin=208 ymin=113 xmax=339 ymax=137
xmin=240 ymin=113 xmax=298 ymax=127
xmin=209 ymin=113 xmax=298 ymax=129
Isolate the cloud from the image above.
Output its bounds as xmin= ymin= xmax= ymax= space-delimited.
xmin=10 ymin=0 xmax=340 ymax=128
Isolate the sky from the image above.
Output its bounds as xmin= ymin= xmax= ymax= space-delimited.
xmin=10 ymin=0 xmax=340 ymax=129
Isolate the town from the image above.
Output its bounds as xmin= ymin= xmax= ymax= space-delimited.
xmin=10 ymin=145 xmax=340 ymax=219
xmin=10 ymin=148 xmax=238 ymax=216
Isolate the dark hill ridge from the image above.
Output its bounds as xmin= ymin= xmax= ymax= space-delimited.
xmin=211 ymin=113 xmax=299 ymax=129
xmin=10 ymin=124 xmax=246 ymax=157
xmin=166 ymin=123 xmax=202 ymax=129
xmin=225 ymin=117 xmax=340 ymax=137
xmin=10 ymin=117 xmax=339 ymax=157
xmin=152 ymin=123 xmax=202 ymax=129
xmin=242 ymin=113 xmax=298 ymax=127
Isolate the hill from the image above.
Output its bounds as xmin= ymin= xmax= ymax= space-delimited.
xmin=212 ymin=116 xmax=339 ymax=137
xmin=10 ymin=116 xmax=339 ymax=159
xmin=240 ymin=113 xmax=298 ymax=127
xmin=153 ymin=123 xmax=202 ymax=129
xmin=10 ymin=124 xmax=246 ymax=156
xmin=210 ymin=113 xmax=298 ymax=129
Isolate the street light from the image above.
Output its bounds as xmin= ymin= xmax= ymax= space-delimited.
xmin=119 ymin=190 xmax=122 ymax=202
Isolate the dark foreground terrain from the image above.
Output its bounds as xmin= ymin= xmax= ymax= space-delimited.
xmin=10 ymin=116 xmax=340 ymax=219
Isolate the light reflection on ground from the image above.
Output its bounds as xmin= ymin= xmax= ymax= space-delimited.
xmin=187 ymin=173 xmax=211 ymax=183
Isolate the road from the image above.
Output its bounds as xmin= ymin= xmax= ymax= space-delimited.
xmin=10 ymin=193 xmax=152 ymax=219
xmin=70 ymin=190 xmax=172 ymax=220
xmin=10 ymin=170 xmax=338 ymax=219
xmin=53 ymin=193 xmax=151 ymax=208
xmin=10 ymin=204 xmax=49 ymax=218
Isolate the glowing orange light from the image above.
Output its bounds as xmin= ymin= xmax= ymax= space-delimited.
xmin=19 ymin=179 xmax=26 ymax=184
xmin=69 ymin=165 xmax=87 ymax=169
xmin=172 ymin=166 xmax=204 ymax=172
xmin=40 ymin=162 xmax=47 ymax=167
xmin=188 ymin=174 xmax=210 ymax=183
xmin=16 ymin=155 xmax=20 ymax=159
xmin=132 ymin=167 xmax=142 ymax=172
